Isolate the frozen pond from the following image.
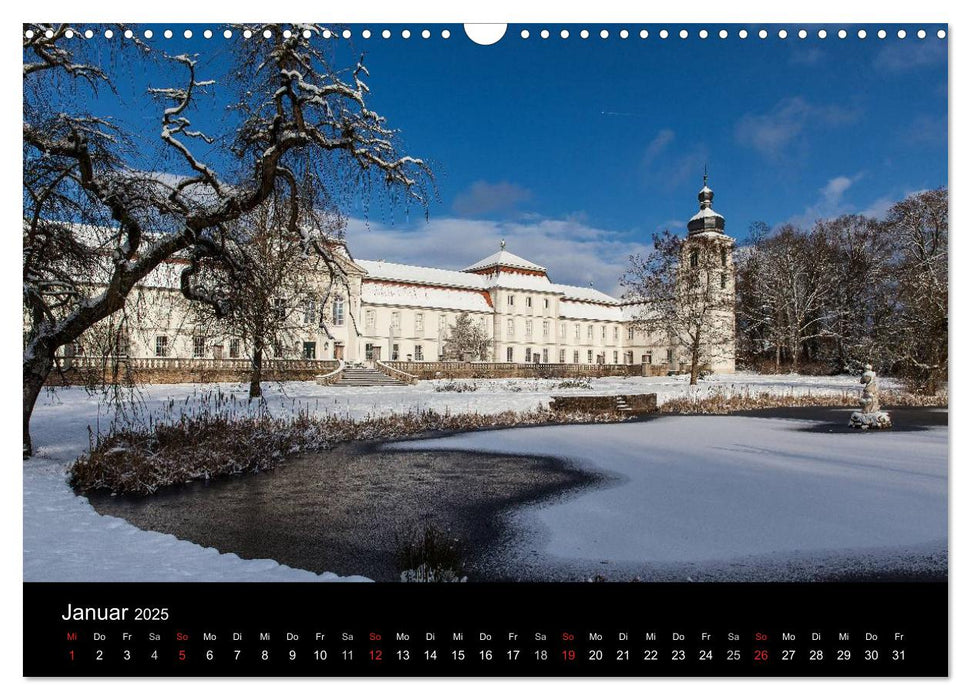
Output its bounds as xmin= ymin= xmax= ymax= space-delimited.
xmin=392 ymin=407 xmax=948 ymax=581
xmin=80 ymin=407 xmax=947 ymax=582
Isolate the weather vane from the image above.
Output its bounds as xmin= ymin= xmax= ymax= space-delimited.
xmin=703 ymin=162 xmax=709 ymax=187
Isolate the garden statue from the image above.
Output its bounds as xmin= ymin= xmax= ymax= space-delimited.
xmin=849 ymin=364 xmax=892 ymax=430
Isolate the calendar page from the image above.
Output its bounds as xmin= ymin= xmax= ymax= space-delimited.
xmin=22 ymin=19 xmax=948 ymax=678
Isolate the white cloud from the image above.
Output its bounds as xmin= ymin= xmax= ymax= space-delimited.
xmin=787 ymin=173 xmax=863 ymax=228
xmin=643 ymin=129 xmax=676 ymax=165
xmin=641 ymin=129 xmax=708 ymax=190
xmin=873 ymin=41 xmax=946 ymax=73
xmin=344 ymin=215 xmax=652 ymax=297
xmin=735 ymin=97 xmax=860 ymax=160
xmin=820 ymin=175 xmax=856 ymax=205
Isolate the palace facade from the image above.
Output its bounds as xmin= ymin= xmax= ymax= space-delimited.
xmin=61 ymin=183 xmax=736 ymax=374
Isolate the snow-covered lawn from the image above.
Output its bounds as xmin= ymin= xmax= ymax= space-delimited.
xmin=24 ymin=372 xmax=902 ymax=582
xmin=392 ymin=417 xmax=947 ymax=578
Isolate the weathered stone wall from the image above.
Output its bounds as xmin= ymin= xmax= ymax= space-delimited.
xmin=385 ymin=361 xmax=643 ymax=380
xmin=550 ymin=393 xmax=658 ymax=415
xmin=44 ymin=358 xmax=339 ymax=386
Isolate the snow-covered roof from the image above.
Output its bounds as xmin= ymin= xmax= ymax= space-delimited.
xmin=462 ymin=250 xmax=547 ymax=273
xmin=560 ymin=301 xmax=625 ymax=322
xmin=690 ymin=206 xmax=724 ymax=222
xmin=557 ymin=283 xmax=620 ymax=305
xmin=620 ymin=302 xmax=657 ymax=322
xmin=361 ymin=281 xmax=492 ymax=313
xmin=484 ymin=271 xmax=560 ymax=293
xmin=358 ymin=259 xmax=487 ymax=290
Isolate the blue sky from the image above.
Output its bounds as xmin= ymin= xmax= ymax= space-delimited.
xmin=37 ymin=24 xmax=948 ymax=294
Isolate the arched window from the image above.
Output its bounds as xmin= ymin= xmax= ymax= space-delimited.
xmin=690 ymin=248 xmax=699 ymax=268
xmin=332 ymin=294 xmax=345 ymax=326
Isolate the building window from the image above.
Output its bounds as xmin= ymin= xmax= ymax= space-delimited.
xmin=365 ymin=343 xmax=375 ymax=361
xmin=587 ymin=349 xmax=594 ymax=363
xmin=628 ymin=327 xmax=635 ymax=341
xmin=613 ymin=350 xmax=619 ymax=364
xmin=273 ymin=298 xmax=286 ymax=321
xmin=560 ymin=322 xmax=566 ymax=338
xmin=721 ymin=247 xmax=728 ymax=267
xmin=229 ymin=339 xmax=241 ymax=359
xmin=415 ymin=312 xmax=424 ymax=333
xmin=601 ymin=326 xmax=606 ymax=339
xmin=155 ymin=336 xmax=169 ymax=357
xmin=613 ymin=326 xmax=619 ymax=341
xmin=365 ymin=309 xmax=375 ymax=328
xmin=542 ymin=348 xmax=549 ymax=363
xmin=720 ymin=273 xmax=728 ymax=289
xmin=525 ymin=320 xmax=533 ymax=338
xmin=303 ymin=299 xmax=316 ymax=324
xmin=415 ymin=344 xmax=424 ymax=361
xmin=559 ymin=349 xmax=566 ymax=363
xmin=526 ymin=296 xmax=532 ymax=308
xmin=392 ymin=343 xmax=400 ymax=361
xmin=193 ymin=336 xmax=205 ymax=358
xmin=332 ymin=295 xmax=345 ymax=326
xmin=507 ymin=319 xmax=515 ymax=338
xmin=574 ymin=324 xmax=581 ymax=340
xmin=525 ymin=347 xmax=531 ymax=363
xmin=666 ymin=348 xmax=674 ymax=363
xmin=573 ymin=350 xmax=580 ymax=363
xmin=391 ymin=312 xmax=401 ymax=330
xmin=439 ymin=314 xmax=447 ymax=330
xmin=690 ymin=248 xmax=699 ymax=268
xmin=587 ymin=325 xmax=593 ymax=340
xmin=507 ymin=295 xmax=515 ymax=306
xmin=646 ymin=351 xmax=653 ymax=364
xmin=303 ymin=342 xmax=316 ymax=359
xmin=626 ymin=351 xmax=634 ymax=364
xmin=543 ymin=320 xmax=550 ymax=337
xmin=506 ymin=347 xmax=513 ymax=362
xmin=544 ymin=299 xmax=550 ymax=309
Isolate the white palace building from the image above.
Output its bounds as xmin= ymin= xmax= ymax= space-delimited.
xmin=64 ymin=182 xmax=736 ymax=375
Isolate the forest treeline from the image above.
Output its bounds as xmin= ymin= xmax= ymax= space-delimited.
xmin=735 ymin=187 xmax=947 ymax=393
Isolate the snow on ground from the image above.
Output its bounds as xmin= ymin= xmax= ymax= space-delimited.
xmin=390 ymin=416 xmax=947 ymax=578
xmin=24 ymin=372 xmax=887 ymax=582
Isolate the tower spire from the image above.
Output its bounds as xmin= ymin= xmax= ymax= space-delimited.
xmin=688 ymin=173 xmax=725 ymax=236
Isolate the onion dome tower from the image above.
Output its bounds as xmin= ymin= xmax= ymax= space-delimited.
xmin=687 ymin=171 xmax=726 ymax=236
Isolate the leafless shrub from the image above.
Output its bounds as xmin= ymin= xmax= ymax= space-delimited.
xmin=660 ymin=386 xmax=946 ymax=414
xmin=394 ymin=524 xmax=465 ymax=583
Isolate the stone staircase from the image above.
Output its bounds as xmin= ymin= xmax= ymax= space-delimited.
xmin=615 ymin=396 xmax=633 ymax=415
xmin=334 ymin=366 xmax=408 ymax=387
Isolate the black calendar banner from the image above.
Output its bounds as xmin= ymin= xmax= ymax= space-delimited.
xmin=24 ymin=582 xmax=947 ymax=677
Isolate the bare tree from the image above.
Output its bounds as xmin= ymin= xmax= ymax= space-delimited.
xmin=735 ymin=221 xmax=789 ymax=372
xmin=189 ymin=194 xmax=345 ymax=398
xmin=885 ymin=188 xmax=948 ymax=393
xmin=734 ymin=190 xmax=946 ymax=391
xmin=813 ymin=214 xmax=896 ymax=371
xmin=22 ymin=24 xmax=430 ymax=455
xmin=441 ymin=312 xmax=490 ymax=361
xmin=622 ymin=230 xmax=734 ymax=385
